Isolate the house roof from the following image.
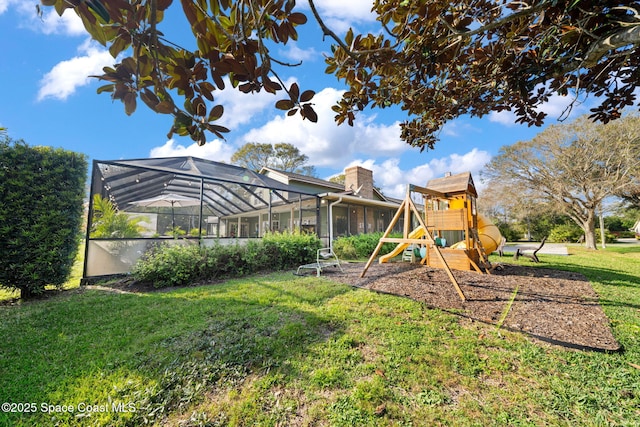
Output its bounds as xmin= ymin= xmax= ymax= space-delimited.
xmin=426 ymin=172 xmax=477 ymax=198
xmin=260 ymin=167 xmax=345 ymax=192
xmin=261 ymin=167 xmax=392 ymax=203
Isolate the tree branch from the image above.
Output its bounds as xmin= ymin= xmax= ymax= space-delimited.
xmin=583 ymin=24 xmax=640 ymax=67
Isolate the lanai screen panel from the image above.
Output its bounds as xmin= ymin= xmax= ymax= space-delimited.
xmin=93 ymin=156 xmax=310 ymax=216
xmin=85 ymin=156 xmax=320 ymax=277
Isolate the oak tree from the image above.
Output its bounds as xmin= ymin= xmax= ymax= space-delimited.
xmin=41 ymin=1 xmax=640 ymax=149
xmin=483 ymin=114 xmax=640 ymax=250
xmin=231 ymin=142 xmax=315 ymax=175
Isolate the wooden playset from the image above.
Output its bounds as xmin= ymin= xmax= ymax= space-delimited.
xmin=361 ymin=172 xmax=502 ymax=302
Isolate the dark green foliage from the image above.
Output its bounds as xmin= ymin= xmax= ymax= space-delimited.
xmin=132 ymin=244 xmax=205 ymax=288
xmin=548 ymin=223 xmax=584 ymax=243
xmin=495 ymin=221 xmax=520 ymax=242
xmin=132 ymin=231 xmax=321 ymax=287
xmin=261 ymin=230 xmax=321 ymax=270
xmin=203 ymin=242 xmax=245 ymax=278
xmin=0 ymin=138 xmax=87 ymax=298
xmin=333 ymin=232 xmax=400 ymax=259
xmin=604 ymin=216 xmax=628 ymax=232
xmin=596 ymin=228 xmax=618 ymax=244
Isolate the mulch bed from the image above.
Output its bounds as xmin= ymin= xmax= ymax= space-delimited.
xmin=319 ymin=261 xmax=621 ymax=352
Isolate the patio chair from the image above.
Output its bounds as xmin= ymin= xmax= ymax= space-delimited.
xmin=513 ymin=237 xmax=547 ymax=262
xmin=295 ymin=248 xmax=344 ymax=277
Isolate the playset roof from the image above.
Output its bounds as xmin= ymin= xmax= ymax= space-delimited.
xmin=425 ymin=172 xmax=477 ymax=198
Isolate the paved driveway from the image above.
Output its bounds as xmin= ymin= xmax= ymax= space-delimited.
xmin=502 ymin=242 xmax=568 ymax=256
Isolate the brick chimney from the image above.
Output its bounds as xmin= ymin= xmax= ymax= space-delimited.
xmin=344 ymin=166 xmax=374 ymax=199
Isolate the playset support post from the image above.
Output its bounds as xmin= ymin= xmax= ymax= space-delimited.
xmin=360 ymin=185 xmax=466 ymax=302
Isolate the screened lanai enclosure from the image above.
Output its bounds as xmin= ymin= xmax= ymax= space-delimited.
xmin=84 ymin=157 xmax=323 ymax=277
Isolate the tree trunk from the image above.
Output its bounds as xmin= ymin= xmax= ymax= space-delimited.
xmin=20 ymin=287 xmax=34 ymax=300
xmin=583 ymin=217 xmax=597 ymax=250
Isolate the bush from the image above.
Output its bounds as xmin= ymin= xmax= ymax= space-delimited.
xmin=0 ymin=139 xmax=87 ymax=298
xmin=262 ymin=230 xmax=321 ymax=270
xmin=548 ymin=224 xmax=583 ymax=243
xmin=132 ymin=231 xmax=321 ymax=287
xmin=91 ymin=194 xmax=145 ymax=238
xmin=202 ymin=243 xmax=244 ymax=278
xmin=495 ymin=221 xmax=520 ymax=242
xmin=189 ymin=228 xmax=203 ymax=236
xmin=596 ymin=228 xmax=617 ymax=244
xmin=333 ymin=238 xmax=358 ymax=259
xmin=333 ymin=232 xmax=401 ymax=260
xmin=132 ymin=243 xmax=204 ymax=288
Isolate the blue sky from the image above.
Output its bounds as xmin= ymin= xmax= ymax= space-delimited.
xmin=0 ymin=0 xmax=592 ymax=199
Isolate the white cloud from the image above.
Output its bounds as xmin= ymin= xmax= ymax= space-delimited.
xmin=279 ymin=44 xmax=319 ymax=63
xmin=0 ymin=0 xmax=19 ymax=14
xmin=241 ymin=87 xmax=406 ymax=168
xmin=0 ymin=0 xmax=11 ymax=14
xmin=440 ymin=120 xmax=481 ymax=138
xmin=3 ymin=1 xmax=85 ymax=35
xmin=214 ymin=77 xmax=299 ymax=129
xmin=149 ymin=139 xmax=235 ymax=162
xmin=36 ymin=39 xmax=114 ymax=101
xmin=489 ymin=92 xmax=589 ymax=126
xmin=39 ymin=7 xmax=86 ymax=35
xmin=315 ymin=0 xmax=376 ymax=21
xmin=488 ymin=109 xmax=517 ymax=126
xmin=297 ymin=0 xmax=376 ymax=33
xmin=345 ymin=148 xmax=492 ymax=199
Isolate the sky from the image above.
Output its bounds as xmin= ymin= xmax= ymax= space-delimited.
xmin=0 ymin=0 xmax=592 ymax=199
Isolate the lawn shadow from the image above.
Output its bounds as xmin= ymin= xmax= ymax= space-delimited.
xmin=0 ymin=275 xmax=352 ymax=426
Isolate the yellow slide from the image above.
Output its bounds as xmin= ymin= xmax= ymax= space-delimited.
xmin=477 ymin=215 xmax=502 ymax=253
xmin=379 ymin=226 xmax=426 ymax=263
xmin=450 ymin=215 xmax=502 ymax=253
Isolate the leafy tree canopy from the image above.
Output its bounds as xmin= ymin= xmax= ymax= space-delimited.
xmin=231 ymin=142 xmax=315 ymax=175
xmin=328 ymin=174 xmax=345 ymax=185
xmin=42 ymin=0 xmax=640 ymax=150
xmin=483 ymin=113 xmax=640 ymax=249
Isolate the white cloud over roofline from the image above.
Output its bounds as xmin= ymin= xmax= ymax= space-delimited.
xmin=149 ymin=139 xmax=235 ymax=163
xmin=346 ymin=148 xmax=492 ymax=199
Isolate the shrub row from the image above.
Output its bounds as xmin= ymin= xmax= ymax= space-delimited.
xmin=547 ymin=224 xmax=617 ymax=244
xmin=132 ymin=231 xmax=321 ymax=287
xmin=332 ymin=232 xmax=400 ymax=260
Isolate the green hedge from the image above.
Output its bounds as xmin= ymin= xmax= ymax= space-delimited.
xmin=132 ymin=231 xmax=321 ymax=288
xmin=0 ymin=139 xmax=87 ymax=298
xmin=548 ymin=223 xmax=583 ymax=243
xmin=333 ymin=232 xmax=401 ymax=260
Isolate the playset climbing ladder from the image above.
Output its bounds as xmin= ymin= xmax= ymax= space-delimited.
xmin=469 ymin=228 xmax=493 ymax=273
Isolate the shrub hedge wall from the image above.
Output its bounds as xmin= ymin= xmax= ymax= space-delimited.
xmin=132 ymin=230 xmax=321 ymax=288
xmin=0 ymin=139 xmax=87 ymax=298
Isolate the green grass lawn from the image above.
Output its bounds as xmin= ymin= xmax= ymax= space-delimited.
xmin=1 ymin=244 xmax=639 ymax=426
